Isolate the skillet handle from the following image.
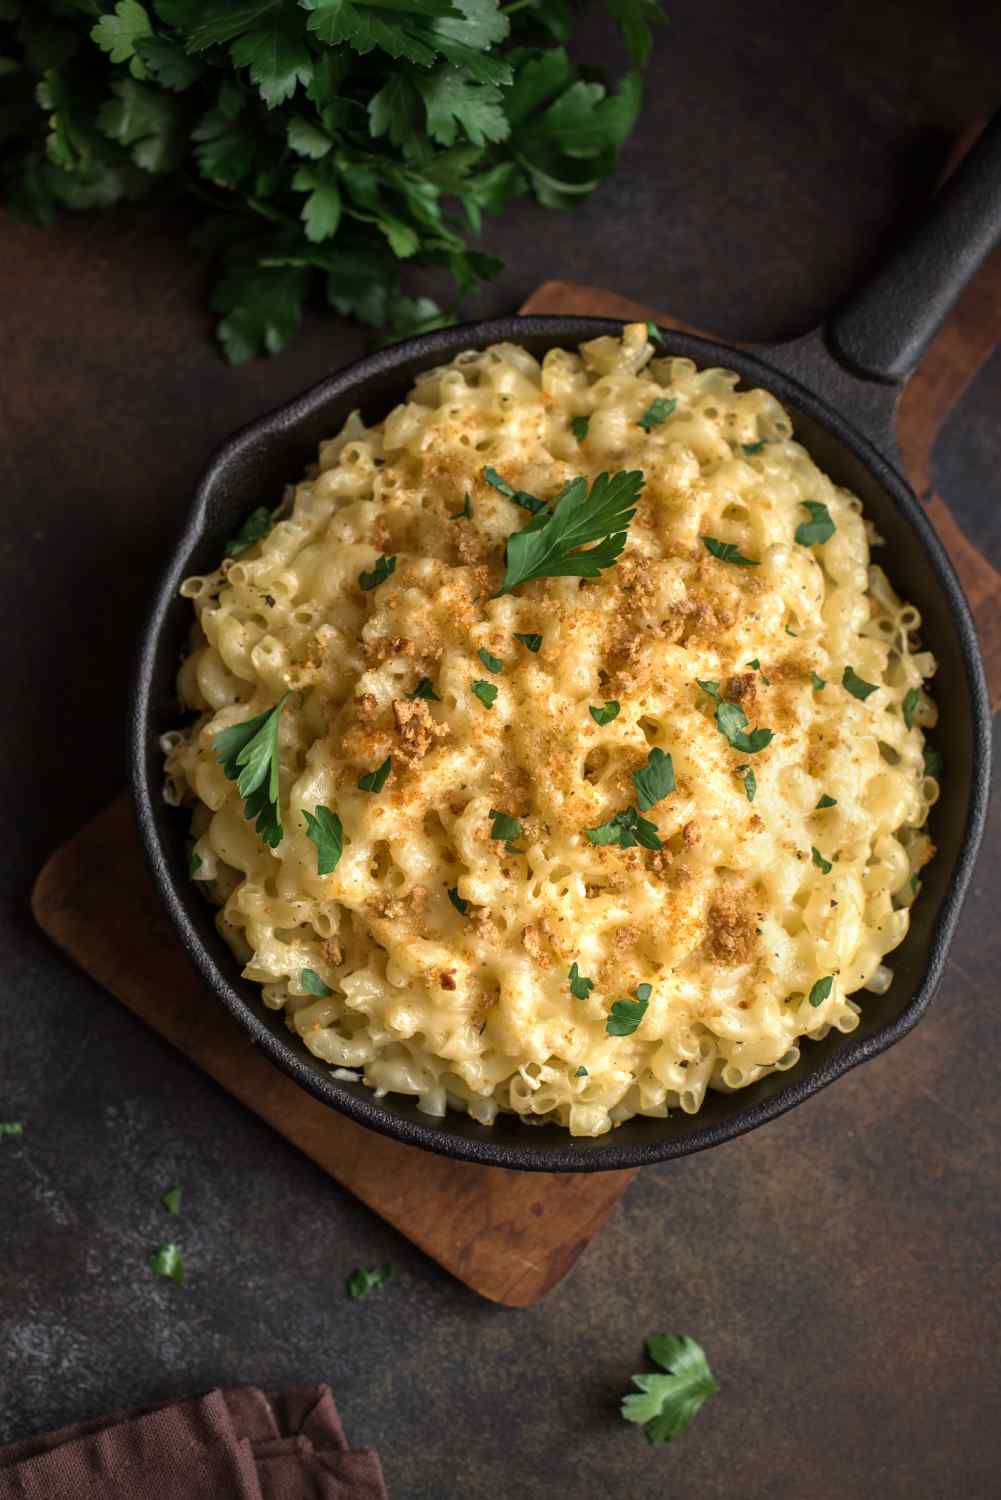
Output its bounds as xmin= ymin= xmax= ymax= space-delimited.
xmin=828 ymin=110 xmax=1001 ymax=382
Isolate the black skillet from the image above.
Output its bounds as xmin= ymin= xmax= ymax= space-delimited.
xmin=131 ymin=116 xmax=999 ymax=1172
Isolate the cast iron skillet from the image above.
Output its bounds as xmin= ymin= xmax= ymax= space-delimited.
xmin=132 ymin=117 xmax=1000 ymax=1172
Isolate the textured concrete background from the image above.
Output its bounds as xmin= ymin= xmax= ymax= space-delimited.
xmin=2 ymin=2 xmax=1000 ymax=1496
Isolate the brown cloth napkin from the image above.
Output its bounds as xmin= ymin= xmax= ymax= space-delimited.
xmin=0 ymin=1385 xmax=387 ymax=1500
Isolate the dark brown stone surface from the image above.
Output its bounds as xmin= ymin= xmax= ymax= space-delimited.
xmin=2 ymin=4 xmax=1000 ymax=1496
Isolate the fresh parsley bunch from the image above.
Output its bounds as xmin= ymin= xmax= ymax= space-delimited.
xmin=0 ymin=0 xmax=664 ymax=361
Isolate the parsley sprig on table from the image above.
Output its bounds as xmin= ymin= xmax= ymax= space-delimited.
xmin=621 ymin=1335 xmax=718 ymax=1445
xmin=496 ymin=469 xmax=644 ymax=595
xmin=0 ymin=1 xmax=663 ymax=362
xmin=214 ymin=693 xmax=290 ymax=847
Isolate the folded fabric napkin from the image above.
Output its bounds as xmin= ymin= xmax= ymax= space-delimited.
xmin=0 ymin=1384 xmax=387 ymax=1500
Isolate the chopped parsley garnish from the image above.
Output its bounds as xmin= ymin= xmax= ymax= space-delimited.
xmin=359 ymin=554 xmax=396 ymax=591
xmin=632 ymin=748 xmax=675 ymax=810
xmin=568 ymin=962 xmax=594 ymax=1000
xmin=903 ymin=687 xmax=920 ymax=729
xmin=795 ymin=500 xmax=836 ymax=546
xmin=301 ymin=969 xmax=333 ymax=997
xmin=586 ymin=805 xmax=661 ymax=851
xmin=746 ymin=658 xmax=770 ymax=684
xmin=515 ymin=632 xmax=543 ymax=653
xmin=497 ymin=469 xmax=644 ymax=595
xmin=347 ymin=1264 xmax=392 ymax=1300
xmin=843 ymin=666 xmax=878 ymax=701
xmin=358 ymin=756 xmax=392 ymax=794
xmin=622 ymin=1335 xmax=718 ymax=1446
xmin=735 ymin=764 xmax=756 ymax=802
xmin=811 ymin=845 xmax=832 ymax=874
xmin=149 ymin=1243 xmax=184 ymax=1285
xmin=785 ymin=625 xmax=798 ymax=637
xmin=214 ymin=693 xmax=290 ymax=848
xmin=701 ymin=535 xmax=759 ymax=567
xmin=816 ymin=794 xmax=837 ymax=809
xmin=0 ymin=1122 xmax=24 ymax=1137
xmin=575 ymin=1066 xmax=588 ymax=1078
xmin=811 ymin=672 xmax=827 ymax=691
xmin=489 ymin=809 xmax=523 ymax=846
xmin=741 ymin=440 xmax=766 ymax=455
xmin=407 ymin=677 xmax=440 ymax=701
xmin=808 ymin=975 xmax=834 ymax=1008
xmin=448 ymin=887 xmax=469 ymax=916
xmin=924 ymin=746 xmax=944 ymax=779
xmin=645 ymin=321 xmax=665 ymax=346
xmin=304 ymin=805 xmax=344 ymax=875
xmin=477 ymin=647 xmax=504 ymax=674
xmin=450 ymin=494 xmax=472 ymax=522
xmin=161 ymin=1186 xmax=182 ymax=1216
xmin=571 ymin=415 xmax=590 ymax=442
xmin=638 ymin=397 xmax=676 ymax=431
xmin=224 ymin=506 xmax=272 ymax=558
xmin=483 ymin=465 xmax=547 ymax=517
xmin=607 ymin=984 xmax=651 ymax=1036
xmin=590 ymin=700 xmax=620 ymax=726
xmin=472 ymin=679 xmax=498 ymax=710
xmin=697 ymin=681 xmax=773 ymax=754
xmin=188 ymin=850 xmax=204 ymax=880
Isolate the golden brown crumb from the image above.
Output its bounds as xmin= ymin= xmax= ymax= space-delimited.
xmin=724 ymin=672 xmax=757 ymax=706
xmin=522 ymin=924 xmax=552 ymax=968
xmin=365 ymin=634 xmax=414 ymax=665
xmin=392 ymin=698 xmax=449 ymax=766
xmin=705 ymin=892 xmax=756 ymax=965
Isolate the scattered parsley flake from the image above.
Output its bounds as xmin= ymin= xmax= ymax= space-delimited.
xmin=304 ymin=805 xmax=343 ymax=875
xmin=695 ymin=682 xmax=774 ymax=754
xmin=407 ymin=677 xmax=440 ymax=701
xmin=575 ymin=1066 xmax=588 ymax=1078
xmin=0 ymin=1122 xmax=24 ymax=1137
xmin=795 ymin=500 xmax=836 ymax=546
xmin=568 ymin=962 xmax=594 ymax=1000
xmin=590 ymin=700 xmax=620 ymax=726
xmin=816 ymin=794 xmax=837 ymax=809
xmin=746 ymin=657 xmax=771 ymax=685
xmin=607 ymin=988 xmax=650 ymax=1036
xmin=150 ymin=1243 xmax=184 ymax=1285
xmin=585 ymin=805 xmax=662 ymax=851
xmin=515 ymin=632 xmax=543 ymax=653
xmin=188 ymin=850 xmax=204 ymax=880
xmin=735 ymin=764 xmax=756 ymax=802
xmin=214 ymin=693 xmax=290 ymax=848
xmin=811 ymin=672 xmax=826 ymax=691
xmin=645 ymin=321 xmax=665 ymax=346
xmin=450 ymin=494 xmax=472 ymax=522
xmin=301 ymin=968 xmax=333 ymax=997
xmin=358 ymin=755 xmax=392 ymax=793
xmin=477 ymin=647 xmax=503 ymax=673
xmin=483 ymin=466 xmax=547 ymax=516
xmin=701 ymin=535 xmax=759 ymax=567
xmin=924 ymin=746 xmax=944 ymax=779
xmin=359 ymin=554 xmax=396 ymax=591
xmin=347 ymin=1264 xmax=392 ymax=1300
xmin=638 ymin=397 xmax=676 ymax=431
xmin=632 ymin=747 xmax=675 ymax=810
xmin=448 ymin=887 xmax=469 ymax=916
xmin=489 ymin=809 xmax=523 ymax=845
xmin=571 ymin=414 xmax=590 ymax=442
xmin=622 ymin=1335 xmax=718 ymax=1446
xmin=812 ymin=845 xmax=832 ymax=874
xmin=808 ymin=975 xmax=834 ymax=1008
xmin=696 ymin=679 xmax=721 ymax=703
xmin=161 ymin=1186 xmax=182 ymax=1216
xmin=224 ymin=505 xmax=272 ymax=558
xmin=741 ymin=439 xmax=766 ymax=455
xmin=843 ymin=666 xmax=878 ymax=701
xmin=497 ymin=469 xmax=643 ymax=595
xmin=903 ymin=687 xmax=920 ymax=729
xmin=472 ymin=679 xmax=497 ymax=710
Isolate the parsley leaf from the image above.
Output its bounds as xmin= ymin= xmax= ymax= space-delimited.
xmin=697 ymin=684 xmax=773 ymax=755
xmin=575 ymin=1065 xmax=588 ymax=1077
xmin=347 ymin=1263 xmax=392 ymax=1300
xmin=607 ymin=986 xmax=650 ymax=1036
xmin=483 ymin=465 xmax=547 ymax=516
xmin=477 ymin=646 xmax=504 ymax=673
xmin=645 ymin=319 xmax=664 ymax=345
xmin=472 ymin=679 xmax=497 ymax=709
xmin=811 ymin=845 xmax=832 ymax=874
xmin=811 ymin=672 xmax=826 ymax=691
xmin=214 ymin=693 xmax=290 ymax=847
xmin=224 ymin=505 xmax=272 ymax=557
xmin=515 ymin=632 xmax=542 ymax=652
xmin=638 ymin=397 xmax=676 ymax=430
xmin=304 ymin=805 xmax=344 ymax=875
xmin=741 ymin=439 xmax=766 ymax=455
xmin=91 ymin=2 xmax=152 ymax=78
xmin=795 ymin=500 xmax=836 ymax=546
xmin=448 ymin=886 xmax=469 ymax=916
xmin=586 ymin=805 xmax=661 ymax=850
xmin=843 ymin=666 xmax=878 ymax=701
xmin=497 ymin=470 xmax=643 ymax=595
xmin=302 ymin=968 xmax=333 ymax=997
xmin=358 ymin=755 xmax=392 ymax=793
xmin=568 ymin=962 xmax=594 ymax=999
xmin=571 ymin=414 xmax=590 ymax=442
xmin=408 ymin=677 xmax=440 ymax=701
xmin=632 ymin=747 xmax=675 ymax=810
xmin=590 ymin=700 xmax=620 ymax=726
xmin=808 ymin=975 xmax=834 ymax=1007
xmin=0 ymin=1123 xmax=24 ymax=1138
xmin=621 ymin=1335 xmax=718 ymax=1445
xmin=489 ymin=809 xmax=523 ymax=844
xmin=149 ymin=1243 xmax=184 ymax=1285
xmin=903 ymin=687 xmax=920 ymax=729
xmin=359 ymin=554 xmax=396 ymax=591
xmin=924 ymin=746 xmax=944 ymax=779
xmin=188 ymin=850 xmax=204 ymax=880
xmin=450 ymin=493 xmax=472 ymax=521
xmin=816 ymin=794 xmax=837 ymax=809
xmin=161 ymin=1186 xmax=182 ymax=1215
xmin=701 ymin=535 xmax=759 ymax=567
xmin=746 ymin=657 xmax=770 ymax=685
xmin=735 ymin=763 xmax=756 ymax=802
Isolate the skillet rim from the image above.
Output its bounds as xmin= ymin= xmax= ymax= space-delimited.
xmin=130 ymin=314 xmax=992 ymax=1172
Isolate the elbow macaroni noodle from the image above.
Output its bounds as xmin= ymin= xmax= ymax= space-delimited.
xmin=164 ymin=324 xmax=939 ymax=1137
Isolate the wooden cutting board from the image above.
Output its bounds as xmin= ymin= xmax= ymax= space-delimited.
xmin=32 ymin=236 xmax=1001 ymax=1308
